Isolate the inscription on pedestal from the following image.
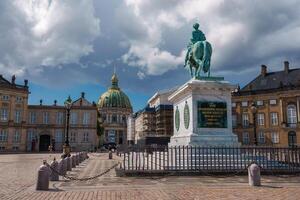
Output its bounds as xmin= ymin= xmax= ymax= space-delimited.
xmin=198 ymin=101 xmax=227 ymax=128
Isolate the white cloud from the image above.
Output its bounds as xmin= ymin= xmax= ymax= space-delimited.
xmin=0 ymin=0 xmax=100 ymax=76
xmin=118 ymin=0 xmax=300 ymax=76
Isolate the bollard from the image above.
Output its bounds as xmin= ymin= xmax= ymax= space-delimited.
xmin=75 ymin=153 xmax=79 ymax=165
xmin=49 ymin=158 xmax=59 ymax=181
xmin=36 ymin=160 xmax=50 ymax=190
xmin=66 ymin=156 xmax=72 ymax=171
xmin=79 ymin=152 xmax=83 ymax=163
xmin=109 ymin=151 xmax=113 ymax=159
xmin=59 ymin=159 xmax=67 ymax=176
xmin=71 ymin=155 xmax=76 ymax=168
xmin=248 ymin=163 xmax=261 ymax=186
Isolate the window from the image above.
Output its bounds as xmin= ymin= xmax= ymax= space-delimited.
xmin=29 ymin=112 xmax=36 ymax=124
xmin=55 ymin=130 xmax=63 ymax=143
xmin=12 ymin=146 xmax=19 ymax=151
xmin=70 ymin=112 xmax=78 ymax=125
xmin=271 ymin=132 xmax=279 ymax=144
xmin=83 ymin=132 xmax=89 ymax=142
xmin=256 ymin=100 xmax=263 ymax=106
xmin=122 ymin=115 xmax=126 ymax=124
xmin=112 ymin=114 xmax=117 ymax=123
xmin=258 ymin=132 xmax=265 ymax=144
xmin=16 ymin=96 xmax=22 ymax=103
xmin=83 ymin=112 xmax=90 ymax=125
xmin=2 ymin=95 xmax=9 ymax=101
xmin=242 ymin=101 xmax=248 ymax=107
xmin=232 ymin=114 xmax=237 ymax=127
xmin=269 ymin=99 xmax=277 ymax=105
xmin=0 ymin=146 xmax=5 ymax=151
xmin=242 ymin=132 xmax=249 ymax=144
xmin=242 ymin=113 xmax=249 ymax=127
xmin=232 ymin=102 xmax=236 ymax=107
xmin=287 ymin=104 xmax=297 ymax=125
xmin=43 ymin=112 xmax=49 ymax=124
xmin=27 ymin=130 xmax=36 ymax=143
xmin=257 ymin=113 xmax=265 ymax=126
xmin=70 ymin=132 xmax=76 ymax=142
xmin=13 ymin=130 xmax=21 ymax=143
xmin=270 ymin=112 xmax=278 ymax=126
xmin=1 ymin=108 xmax=8 ymax=121
xmin=15 ymin=110 xmax=21 ymax=123
xmin=102 ymin=114 xmax=107 ymax=122
xmin=56 ymin=112 xmax=64 ymax=125
xmin=0 ymin=130 xmax=8 ymax=142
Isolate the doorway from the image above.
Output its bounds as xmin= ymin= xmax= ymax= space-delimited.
xmin=39 ymin=135 xmax=51 ymax=151
xmin=288 ymin=131 xmax=297 ymax=147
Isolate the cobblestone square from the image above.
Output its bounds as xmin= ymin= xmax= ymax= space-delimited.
xmin=1 ymin=153 xmax=300 ymax=200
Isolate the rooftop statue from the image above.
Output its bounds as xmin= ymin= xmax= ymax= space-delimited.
xmin=184 ymin=23 xmax=212 ymax=79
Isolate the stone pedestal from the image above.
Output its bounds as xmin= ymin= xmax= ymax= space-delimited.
xmin=168 ymin=78 xmax=239 ymax=147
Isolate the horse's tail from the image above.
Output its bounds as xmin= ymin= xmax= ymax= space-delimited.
xmin=202 ymin=41 xmax=212 ymax=73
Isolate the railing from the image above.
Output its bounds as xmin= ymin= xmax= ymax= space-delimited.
xmin=118 ymin=146 xmax=300 ymax=174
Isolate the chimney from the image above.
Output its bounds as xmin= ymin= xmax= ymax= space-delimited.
xmin=284 ymin=61 xmax=289 ymax=73
xmin=81 ymin=92 xmax=85 ymax=98
xmin=54 ymin=100 xmax=57 ymax=106
xmin=24 ymin=79 xmax=28 ymax=87
xmin=40 ymin=99 xmax=43 ymax=106
xmin=11 ymin=75 xmax=16 ymax=84
xmin=261 ymin=65 xmax=267 ymax=77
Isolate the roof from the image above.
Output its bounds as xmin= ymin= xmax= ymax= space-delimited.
xmin=0 ymin=75 xmax=28 ymax=91
xmin=235 ymin=67 xmax=300 ymax=95
xmin=72 ymin=93 xmax=96 ymax=108
xmin=147 ymin=86 xmax=178 ymax=104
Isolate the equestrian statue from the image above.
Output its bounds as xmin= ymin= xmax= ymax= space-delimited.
xmin=184 ymin=23 xmax=212 ymax=79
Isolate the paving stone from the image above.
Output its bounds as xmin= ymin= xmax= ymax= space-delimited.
xmin=1 ymin=153 xmax=300 ymax=200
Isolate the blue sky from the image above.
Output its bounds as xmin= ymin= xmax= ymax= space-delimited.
xmin=1 ymin=0 xmax=300 ymax=111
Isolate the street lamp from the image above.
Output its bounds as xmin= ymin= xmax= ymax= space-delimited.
xmin=62 ymin=95 xmax=72 ymax=158
xmin=251 ymin=102 xmax=258 ymax=146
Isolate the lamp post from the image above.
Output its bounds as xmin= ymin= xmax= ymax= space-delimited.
xmin=62 ymin=95 xmax=72 ymax=158
xmin=251 ymin=102 xmax=258 ymax=146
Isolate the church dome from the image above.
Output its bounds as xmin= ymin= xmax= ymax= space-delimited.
xmin=98 ymin=73 xmax=132 ymax=109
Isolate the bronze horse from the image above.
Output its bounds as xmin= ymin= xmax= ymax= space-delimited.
xmin=185 ymin=40 xmax=212 ymax=79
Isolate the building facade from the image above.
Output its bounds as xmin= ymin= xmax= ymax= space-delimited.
xmin=133 ymin=89 xmax=175 ymax=146
xmin=97 ymin=73 xmax=132 ymax=145
xmin=26 ymin=93 xmax=98 ymax=152
xmin=0 ymin=75 xmax=29 ymax=151
xmin=0 ymin=75 xmax=98 ymax=152
xmin=127 ymin=114 xmax=136 ymax=145
xmin=232 ymin=61 xmax=300 ymax=147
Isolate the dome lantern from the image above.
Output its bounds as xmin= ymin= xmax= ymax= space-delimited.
xmin=111 ymin=73 xmax=119 ymax=89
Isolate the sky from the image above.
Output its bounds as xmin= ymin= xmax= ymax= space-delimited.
xmin=1 ymin=0 xmax=300 ymax=112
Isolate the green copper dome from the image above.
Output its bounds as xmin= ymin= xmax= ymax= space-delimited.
xmin=98 ymin=73 xmax=132 ymax=109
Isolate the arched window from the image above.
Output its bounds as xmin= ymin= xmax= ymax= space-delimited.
xmin=287 ymin=104 xmax=297 ymax=125
xmin=112 ymin=114 xmax=117 ymax=123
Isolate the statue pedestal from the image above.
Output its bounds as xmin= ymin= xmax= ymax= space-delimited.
xmin=168 ymin=78 xmax=239 ymax=147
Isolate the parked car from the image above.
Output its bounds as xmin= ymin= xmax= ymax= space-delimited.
xmin=103 ymin=142 xmax=117 ymax=151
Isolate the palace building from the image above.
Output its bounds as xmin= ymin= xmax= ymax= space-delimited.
xmin=97 ymin=73 xmax=133 ymax=145
xmin=27 ymin=93 xmax=98 ymax=152
xmin=0 ymin=75 xmax=98 ymax=152
xmin=232 ymin=61 xmax=300 ymax=147
xmin=0 ymin=75 xmax=29 ymax=151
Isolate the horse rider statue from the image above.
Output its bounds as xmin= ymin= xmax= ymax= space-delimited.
xmin=184 ymin=23 xmax=212 ymax=79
